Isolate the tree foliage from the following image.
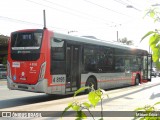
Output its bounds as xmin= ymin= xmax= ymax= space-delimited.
xmin=134 ymin=102 xmax=160 ymax=120
xmin=0 ymin=34 xmax=8 ymax=46
xmin=141 ymin=7 xmax=160 ymax=69
xmin=2 ymin=55 xmax=7 ymax=66
xmin=61 ymin=86 xmax=108 ymax=120
xmin=118 ymin=37 xmax=134 ymax=45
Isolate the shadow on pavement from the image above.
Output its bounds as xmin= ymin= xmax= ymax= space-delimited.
xmin=150 ymin=93 xmax=160 ymax=99
xmin=0 ymin=94 xmax=73 ymax=109
xmin=102 ymin=82 xmax=160 ymax=105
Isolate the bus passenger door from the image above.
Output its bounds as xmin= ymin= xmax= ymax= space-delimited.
xmin=147 ymin=54 xmax=152 ymax=81
xmin=66 ymin=44 xmax=80 ymax=92
xmin=142 ymin=55 xmax=151 ymax=82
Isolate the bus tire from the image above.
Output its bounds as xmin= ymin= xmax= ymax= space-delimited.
xmin=135 ymin=74 xmax=140 ymax=85
xmin=85 ymin=77 xmax=97 ymax=93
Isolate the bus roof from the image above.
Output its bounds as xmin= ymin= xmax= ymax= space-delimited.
xmin=11 ymin=29 xmax=147 ymax=53
xmin=54 ymin=32 xmax=147 ymax=52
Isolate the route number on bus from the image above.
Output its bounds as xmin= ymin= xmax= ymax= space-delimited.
xmin=52 ymin=75 xmax=66 ymax=83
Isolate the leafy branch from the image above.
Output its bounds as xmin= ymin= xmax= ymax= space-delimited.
xmin=61 ymin=86 xmax=108 ymax=120
xmin=134 ymin=102 xmax=160 ymax=120
xmin=141 ymin=7 xmax=160 ymax=69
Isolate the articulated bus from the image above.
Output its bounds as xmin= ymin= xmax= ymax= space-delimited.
xmin=7 ymin=28 xmax=152 ymax=94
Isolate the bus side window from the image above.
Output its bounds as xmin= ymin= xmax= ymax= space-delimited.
xmin=131 ymin=57 xmax=140 ymax=71
xmin=115 ymin=57 xmax=125 ymax=72
xmin=97 ymin=47 xmax=113 ymax=72
xmin=84 ymin=46 xmax=99 ymax=72
xmin=125 ymin=57 xmax=134 ymax=72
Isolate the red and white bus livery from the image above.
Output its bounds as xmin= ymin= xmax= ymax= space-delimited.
xmin=7 ymin=28 xmax=152 ymax=94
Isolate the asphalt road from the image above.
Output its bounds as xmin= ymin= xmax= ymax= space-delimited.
xmin=1 ymin=77 xmax=160 ymax=120
xmin=0 ymin=79 xmax=74 ymax=109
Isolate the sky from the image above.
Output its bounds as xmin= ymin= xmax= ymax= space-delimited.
xmin=0 ymin=0 xmax=160 ymax=50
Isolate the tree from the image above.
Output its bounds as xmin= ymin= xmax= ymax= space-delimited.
xmin=134 ymin=7 xmax=160 ymax=120
xmin=0 ymin=34 xmax=8 ymax=65
xmin=0 ymin=34 xmax=8 ymax=46
xmin=118 ymin=37 xmax=134 ymax=45
xmin=141 ymin=7 xmax=160 ymax=69
xmin=2 ymin=55 xmax=7 ymax=66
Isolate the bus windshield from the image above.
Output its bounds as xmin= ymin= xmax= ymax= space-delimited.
xmin=11 ymin=30 xmax=43 ymax=49
xmin=10 ymin=29 xmax=43 ymax=61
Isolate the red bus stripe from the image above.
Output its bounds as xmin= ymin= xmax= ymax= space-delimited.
xmin=81 ymin=77 xmax=132 ymax=84
xmin=51 ymin=78 xmax=133 ymax=86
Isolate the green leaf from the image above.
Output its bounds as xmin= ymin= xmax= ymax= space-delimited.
xmin=154 ymin=101 xmax=160 ymax=106
xmin=72 ymin=105 xmax=80 ymax=111
xmin=88 ymin=90 xmax=101 ymax=107
xmin=61 ymin=103 xmax=73 ymax=117
xmin=146 ymin=106 xmax=155 ymax=111
xmin=74 ymin=87 xmax=90 ymax=97
xmin=149 ymin=33 xmax=160 ymax=46
xmin=141 ymin=31 xmax=155 ymax=42
xmin=75 ymin=118 xmax=82 ymax=120
xmin=76 ymin=111 xmax=87 ymax=118
xmin=135 ymin=107 xmax=145 ymax=111
xmin=150 ymin=44 xmax=156 ymax=51
xmin=152 ymin=52 xmax=159 ymax=62
xmin=82 ymin=102 xmax=91 ymax=109
xmin=150 ymin=10 xmax=155 ymax=18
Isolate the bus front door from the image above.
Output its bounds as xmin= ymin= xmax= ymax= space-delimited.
xmin=142 ymin=55 xmax=152 ymax=82
xmin=147 ymin=54 xmax=152 ymax=81
xmin=66 ymin=44 xmax=80 ymax=93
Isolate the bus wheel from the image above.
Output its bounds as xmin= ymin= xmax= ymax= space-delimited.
xmin=135 ymin=74 xmax=140 ymax=85
xmin=85 ymin=77 xmax=97 ymax=93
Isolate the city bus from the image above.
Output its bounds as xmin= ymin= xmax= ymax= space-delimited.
xmin=7 ymin=28 xmax=152 ymax=94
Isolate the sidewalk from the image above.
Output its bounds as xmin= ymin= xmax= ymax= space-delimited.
xmin=1 ymin=79 xmax=160 ymax=120
xmin=1 ymin=81 xmax=160 ymax=120
xmin=0 ymin=79 xmax=7 ymax=85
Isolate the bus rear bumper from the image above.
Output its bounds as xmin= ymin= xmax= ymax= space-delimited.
xmin=7 ymin=77 xmax=48 ymax=93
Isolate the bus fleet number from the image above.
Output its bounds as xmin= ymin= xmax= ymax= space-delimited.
xmin=53 ymin=76 xmax=65 ymax=83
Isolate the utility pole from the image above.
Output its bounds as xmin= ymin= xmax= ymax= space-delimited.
xmin=43 ymin=10 xmax=46 ymax=29
xmin=117 ymin=31 xmax=118 ymax=41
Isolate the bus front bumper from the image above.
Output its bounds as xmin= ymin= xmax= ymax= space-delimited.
xmin=7 ymin=77 xmax=48 ymax=93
